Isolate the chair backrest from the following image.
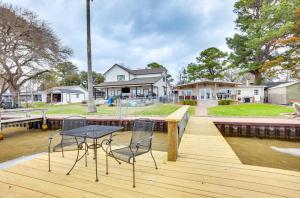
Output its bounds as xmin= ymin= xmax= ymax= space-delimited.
xmin=62 ymin=116 xmax=87 ymax=131
xmin=61 ymin=116 xmax=87 ymax=144
xmin=130 ymin=119 xmax=155 ymax=151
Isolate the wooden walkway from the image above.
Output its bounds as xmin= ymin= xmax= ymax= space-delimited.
xmin=1 ymin=117 xmax=300 ymax=197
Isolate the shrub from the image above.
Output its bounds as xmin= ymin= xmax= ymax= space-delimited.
xmin=180 ymin=100 xmax=197 ymax=106
xmin=218 ymin=99 xmax=233 ymax=105
xmin=81 ymin=100 xmax=87 ymax=104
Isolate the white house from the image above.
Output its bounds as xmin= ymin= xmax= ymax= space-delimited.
xmin=46 ymin=86 xmax=88 ymax=104
xmin=235 ymin=85 xmax=265 ymax=103
xmin=94 ymin=64 xmax=172 ymax=99
xmin=175 ymin=80 xmax=265 ymax=104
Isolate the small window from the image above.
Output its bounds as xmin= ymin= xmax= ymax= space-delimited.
xmin=117 ymin=75 xmax=125 ymax=81
xmin=236 ymin=90 xmax=241 ymax=95
xmin=76 ymin=94 xmax=79 ymax=98
xmin=254 ymin=89 xmax=259 ymax=95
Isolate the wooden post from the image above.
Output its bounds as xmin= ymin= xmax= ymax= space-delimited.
xmin=167 ymin=120 xmax=178 ymax=161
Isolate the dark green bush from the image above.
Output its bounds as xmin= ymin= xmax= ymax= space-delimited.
xmin=180 ymin=100 xmax=197 ymax=106
xmin=218 ymin=99 xmax=233 ymax=105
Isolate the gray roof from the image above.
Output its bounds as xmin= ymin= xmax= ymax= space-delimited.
xmin=55 ymin=89 xmax=84 ymax=94
xmin=269 ymin=81 xmax=300 ymax=89
xmin=261 ymin=82 xmax=287 ymax=89
xmin=94 ymin=77 xmax=162 ymax=88
xmin=104 ymin=64 xmax=166 ymax=75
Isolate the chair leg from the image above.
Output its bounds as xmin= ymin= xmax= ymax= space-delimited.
xmin=61 ymin=145 xmax=64 ymax=158
xmin=48 ymin=138 xmax=53 ymax=172
xmin=85 ymin=143 xmax=88 ymax=167
xmin=106 ymin=151 xmax=108 ymax=175
xmin=150 ymin=149 xmax=158 ymax=169
xmin=48 ymin=144 xmax=51 ymax=172
xmin=133 ymin=157 xmax=136 ymax=188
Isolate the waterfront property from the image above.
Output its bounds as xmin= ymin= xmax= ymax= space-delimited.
xmin=93 ymin=64 xmax=172 ymax=99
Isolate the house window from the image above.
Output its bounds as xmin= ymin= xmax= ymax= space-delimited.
xmin=144 ymin=89 xmax=149 ymax=96
xmin=254 ymin=89 xmax=259 ymax=95
xmin=110 ymin=90 xmax=115 ymax=96
xmin=76 ymin=94 xmax=79 ymax=98
xmin=183 ymin=90 xmax=192 ymax=96
xmin=117 ymin=75 xmax=125 ymax=81
xmin=236 ymin=90 xmax=241 ymax=95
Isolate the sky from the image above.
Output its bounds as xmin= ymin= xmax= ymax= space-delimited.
xmin=4 ymin=0 xmax=236 ymax=81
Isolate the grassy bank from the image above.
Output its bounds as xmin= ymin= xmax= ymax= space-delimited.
xmin=31 ymin=102 xmax=195 ymax=116
xmin=208 ymin=103 xmax=294 ymax=117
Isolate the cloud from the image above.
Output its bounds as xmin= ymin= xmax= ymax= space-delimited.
xmin=3 ymin=0 xmax=236 ymax=80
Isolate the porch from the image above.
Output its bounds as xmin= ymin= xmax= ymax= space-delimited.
xmin=94 ymin=85 xmax=159 ymax=100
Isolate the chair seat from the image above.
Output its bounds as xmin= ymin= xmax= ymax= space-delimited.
xmin=109 ymin=146 xmax=148 ymax=163
xmin=52 ymin=140 xmax=85 ymax=152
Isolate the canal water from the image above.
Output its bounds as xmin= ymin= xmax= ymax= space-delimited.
xmin=225 ymin=137 xmax=300 ymax=172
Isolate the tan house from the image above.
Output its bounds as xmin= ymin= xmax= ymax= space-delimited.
xmin=267 ymin=81 xmax=300 ymax=105
xmin=176 ymin=81 xmax=240 ymax=101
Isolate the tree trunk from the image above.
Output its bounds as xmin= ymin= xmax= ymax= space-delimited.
xmin=86 ymin=0 xmax=97 ymax=113
xmin=254 ymin=70 xmax=263 ymax=85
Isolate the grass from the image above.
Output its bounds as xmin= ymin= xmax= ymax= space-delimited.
xmin=31 ymin=102 xmax=195 ymax=117
xmin=208 ymin=103 xmax=294 ymax=117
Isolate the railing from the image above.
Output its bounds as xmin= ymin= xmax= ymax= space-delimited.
xmin=0 ymin=108 xmax=47 ymax=131
xmin=165 ymin=105 xmax=189 ymax=161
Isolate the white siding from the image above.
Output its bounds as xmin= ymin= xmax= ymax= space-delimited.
xmin=105 ymin=66 xmax=130 ymax=81
xmin=134 ymin=73 xmax=162 ymax=78
xmin=154 ymin=78 xmax=167 ymax=97
xmin=236 ymin=86 xmax=265 ymax=103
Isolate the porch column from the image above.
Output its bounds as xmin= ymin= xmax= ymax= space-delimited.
xmin=151 ymin=85 xmax=153 ymax=98
xmin=50 ymin=93 xmax=53 ymax=103
xmin=106 ymin=88 xmax=108 ymax=99
xmin=135 ymin=87 xmax=138 ymax=98
xmin=214 ymin=83 xmax=217 ymax=100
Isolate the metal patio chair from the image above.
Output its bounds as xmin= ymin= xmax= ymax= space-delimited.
xmin=105 ymin=119 xmax=158 ymax=188
xmin=48 ymin=116 xmax=88 ymax=172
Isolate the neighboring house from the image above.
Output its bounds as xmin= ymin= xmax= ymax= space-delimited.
xmin=46 ymin=86 xmax=88 ymax=104
xmin=175 ymin=81 xmax=240 ymax=102
xmin=94 ymin=64 xmax=172 ymax=99
xmin=2 ymin=91 xmax=45 ymax=103
xmin=267 ymin=81 xmax=300 ymax=105
xmin=235 ymin=84 xmax=265 ymax=103
xmin=176 ymin=80 xmax=266 ymax=104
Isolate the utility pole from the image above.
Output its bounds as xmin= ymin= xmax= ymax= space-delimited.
xmin=86 ymin=0 xmax=97 ymax=112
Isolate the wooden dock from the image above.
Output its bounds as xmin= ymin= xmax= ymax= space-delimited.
xmin=1 ymin=117 xmax=300 ymax=197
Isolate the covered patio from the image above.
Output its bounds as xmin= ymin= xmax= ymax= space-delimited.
xmin=94 ymin=77 xmax=162 ymax=99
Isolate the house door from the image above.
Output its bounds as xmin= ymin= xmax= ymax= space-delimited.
xmin=199 ymin=88 xmax=212 ymax=100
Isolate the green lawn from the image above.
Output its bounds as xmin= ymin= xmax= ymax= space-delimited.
xmin=31 ymin=102 xmax=195 ymax=117
xmin=208 ymin=103 xmax=294 ymax=117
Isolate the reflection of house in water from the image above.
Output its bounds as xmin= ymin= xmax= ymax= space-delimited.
xmin=45 ymin=86 xmax=88 ymax=104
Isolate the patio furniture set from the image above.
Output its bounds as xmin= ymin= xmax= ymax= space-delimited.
xmin=48 ymin=116 xmax=158 ymax=188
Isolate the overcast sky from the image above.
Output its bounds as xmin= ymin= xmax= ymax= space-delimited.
xmin=4 ymin=0 xmax=236 ymax=80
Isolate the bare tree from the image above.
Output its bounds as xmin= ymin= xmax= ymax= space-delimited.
xmin=0 ymin=3 xmax=72 ymax=105
xmin=86 ymin=0 xmax=97 ymax=112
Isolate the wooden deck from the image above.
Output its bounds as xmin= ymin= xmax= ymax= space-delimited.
xmin=1 ymin=117 xmax=300 ymax=197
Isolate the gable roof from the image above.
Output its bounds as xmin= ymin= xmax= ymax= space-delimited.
xmin=261 ymin=82 xmax=287 ymax=89
xmin=94 ymin=77 xmax=162 ymax=88
xmin=269 ymin=81 xmax=300 ymax=89
xmin=104 ymin=64 xmax=166 ymax=75
xmin=176 ymin=80 xmax=240 ymax=89
xmin=46 ymin=86 xmax=87 ymax=94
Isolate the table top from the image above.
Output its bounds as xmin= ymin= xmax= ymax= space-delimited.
xmin=60 ymin=125 xmax=124 ymax=139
